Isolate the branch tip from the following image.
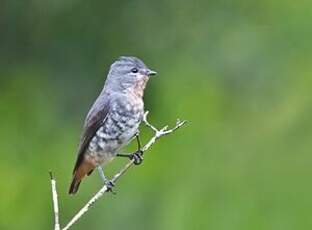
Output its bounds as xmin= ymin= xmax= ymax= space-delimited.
xmin=49 ymin=171 xmax=54 ymax=180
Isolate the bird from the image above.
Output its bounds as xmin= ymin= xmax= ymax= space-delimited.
xmin=69 ymin=56 xmax=156 ymax=194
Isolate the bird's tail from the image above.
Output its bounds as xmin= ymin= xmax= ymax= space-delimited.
xmin=69 ymin=175 xmax=82 ymax=195
xmin=69 ymin=160 xmax=94 ymax=194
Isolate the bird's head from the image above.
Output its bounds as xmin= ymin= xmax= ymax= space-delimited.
xmin=106 ymin=56 xmax=156 ymax=95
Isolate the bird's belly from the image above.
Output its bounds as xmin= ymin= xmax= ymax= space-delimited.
xmin=87 ymin=149 xmax=115 ymax=165
xmin=118 ymin=122 xmax=140 ymax=146
xmin=87 ymin=119 xmax=141 ymax=165
xmin=88 ymin=136 xmax=125 ymax=165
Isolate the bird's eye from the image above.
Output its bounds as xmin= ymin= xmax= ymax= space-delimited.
xmin=131 ymin=68 xmax=139 ymax=73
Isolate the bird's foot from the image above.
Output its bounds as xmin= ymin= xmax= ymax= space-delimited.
xmin=105 ymin=180 xmax=116 ymax=194
xmin=129 ymin=150 xmax=143 ymax=165
xmin=116 ymin=149 xmax=143 ymax=165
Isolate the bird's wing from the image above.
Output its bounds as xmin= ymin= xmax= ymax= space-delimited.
xmin=72 ymin=93 xmax=110 ymax=174
xmin=69 ymin=93 xmax=110 ymax=194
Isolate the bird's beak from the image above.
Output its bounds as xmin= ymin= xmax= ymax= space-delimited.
xmin=147 ymin=69 xmax=157 ymax=77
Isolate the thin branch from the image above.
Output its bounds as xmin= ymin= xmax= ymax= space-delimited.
xmin=50 ymin=172 xmax=60 ymax=230
xmin=142 ymin=111 xmax=158 ymax=133
xmin=50 ymin=111 xmax=187 ymax=230
xmin=62 ymin=184 xmax=109 ymax=230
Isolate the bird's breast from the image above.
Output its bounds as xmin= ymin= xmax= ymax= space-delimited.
xmin=87 ymin=96 xmax=144 ymax=164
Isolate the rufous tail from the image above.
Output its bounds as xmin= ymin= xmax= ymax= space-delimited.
xmin=69 ymin=160 xmax=94 ymax=194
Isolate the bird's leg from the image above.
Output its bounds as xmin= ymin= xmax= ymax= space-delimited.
xmin=116 ymin=134 xmax=143 ymax=165
xmin=133 ymin=133 xmax=144 ymax=161
xmin=97 ymin=166 xmax=115 ymax=194
xmin=135 ymin=133 xmax=142 ymax=152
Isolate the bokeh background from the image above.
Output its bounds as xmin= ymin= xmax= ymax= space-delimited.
xmin=1 ymin=0 xmax=312 ymax=229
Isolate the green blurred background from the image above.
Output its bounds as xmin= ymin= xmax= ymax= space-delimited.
xmin=1 ymin=0 xmax=312 ymax=229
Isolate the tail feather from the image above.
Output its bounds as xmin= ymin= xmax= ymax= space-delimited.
xmin=69 ymin=177 xmax=81 ymax=194
xmin=69 ymin=160 xmax=95 ymax=195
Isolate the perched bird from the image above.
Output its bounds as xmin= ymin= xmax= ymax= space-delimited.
xmin=69 ymin=56 xmax=156 ymax=194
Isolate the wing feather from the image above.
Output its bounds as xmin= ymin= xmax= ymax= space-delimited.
xmin=72 ymin=92 xmax=110 ymax=174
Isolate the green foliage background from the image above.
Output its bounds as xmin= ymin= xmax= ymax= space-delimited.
xmin=1 ymin=0 xmax=312 ymax=229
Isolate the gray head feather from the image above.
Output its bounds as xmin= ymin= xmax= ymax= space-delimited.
xmin=104 ymin=56 xmax=156 ymax=92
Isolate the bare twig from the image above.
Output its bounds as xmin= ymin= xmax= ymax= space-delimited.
xmin=50 ymin=172 xmax=60 ymax=230
xmin=50 ymin=111 xmax=187 ymax=230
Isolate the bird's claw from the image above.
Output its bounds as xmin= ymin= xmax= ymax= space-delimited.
xmin=105 ymin=180 xmax=116 ymax=194
xmin=129 ymin=150 xmax=143 ymax=165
